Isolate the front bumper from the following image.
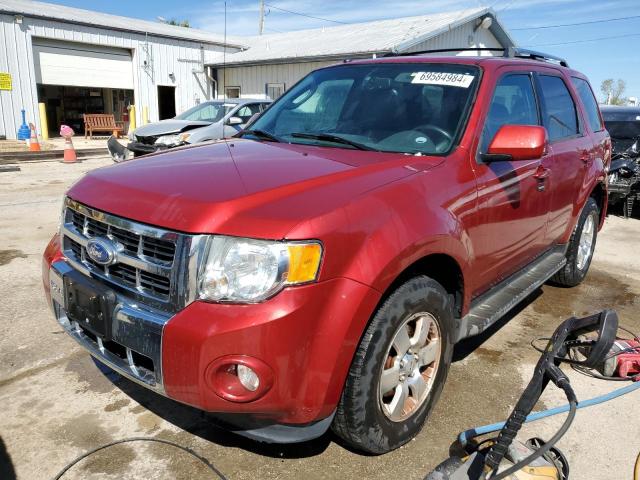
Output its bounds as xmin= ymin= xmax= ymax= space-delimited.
xmin=43 ymin=236 xmax=380 ymax=432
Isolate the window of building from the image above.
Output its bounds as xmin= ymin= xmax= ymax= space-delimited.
xmin=225 ymin=86 xmax=240 ymax=99
xmin=537 ymin=75 xmax=580 ymax=142
xmin=571 ymin=77 xmax=604 ymax=133
xmin=266 ymin=83 xmax=285 ymax=100
xmin=480 ymin=74 xmax=539 ymax=153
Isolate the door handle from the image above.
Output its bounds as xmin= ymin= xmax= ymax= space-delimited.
xmin=580 ymin=150 xmax=591 ymax=163
xmin=533 ymin=166 xmax=550 ymax=191
xmin=533 ymin=166 xmax=551 ymax=180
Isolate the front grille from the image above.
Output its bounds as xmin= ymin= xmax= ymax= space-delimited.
xmin=62 ymin=200 xmax=179 ymax=302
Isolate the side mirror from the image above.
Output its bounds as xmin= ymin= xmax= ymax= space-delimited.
xmin=227 ymin=116 xmax=243 ymax=126
xmin=481 ymin=125 xmax=548 ymax=162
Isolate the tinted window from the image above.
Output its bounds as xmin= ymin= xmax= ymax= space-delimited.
xmin=249 ymin=63 xmax=480 ymax=155
xmin=538 ymin=75 xmax=579 ymax=141
xmin=235 ymin=104 xmax=261 ymax=123
xmin=481 ymin=74 xmax=539 ymax=152
xmin=571 ymin=77 xmax=603 ymax=132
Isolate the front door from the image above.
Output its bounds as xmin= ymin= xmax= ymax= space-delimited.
xmin=469 ymin=71 xmax=552 ymax=295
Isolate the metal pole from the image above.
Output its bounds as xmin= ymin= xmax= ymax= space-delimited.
xmin=259 ymin=0 xmax=265 ymax=35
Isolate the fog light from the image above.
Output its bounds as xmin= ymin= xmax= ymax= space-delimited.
xmin=206 ymin=355 xmax=274 ymax=402
xmin=237 ymin=364 xmax=260 ymax=391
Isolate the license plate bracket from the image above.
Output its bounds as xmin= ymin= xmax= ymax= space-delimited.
xmin=63 ymin=270 xmax=116 ymax=340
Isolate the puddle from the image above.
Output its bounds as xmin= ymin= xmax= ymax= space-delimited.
xmin=0 ymin=249 xmax=27 ymax=266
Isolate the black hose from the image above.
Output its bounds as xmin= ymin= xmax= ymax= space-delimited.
xmin=487 ymin=384 xmax=577 ymax=480
xmin=52 ymin=437 xmax=227 ymax=480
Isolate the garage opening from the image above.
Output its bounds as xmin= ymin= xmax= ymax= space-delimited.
xmin=157 ymin=86 xmax=176 ymax=120
xmin=33 ymin=39 xmax=135 ymax=136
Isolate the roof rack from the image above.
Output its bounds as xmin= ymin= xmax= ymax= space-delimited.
xmin=505 ymin=47 xmax=569 ymax=67
xmin=385 ymin=46 xmax=569 ymax=68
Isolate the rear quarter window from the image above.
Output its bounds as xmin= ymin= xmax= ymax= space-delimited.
xmin=571 ymin=77 xmax=604 ymax=133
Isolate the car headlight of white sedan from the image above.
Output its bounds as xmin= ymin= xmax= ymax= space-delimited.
xmin=198 ymin=236 xmax=323 ymax=303
xmin=155 ymin=132 xmax=191 ymax=146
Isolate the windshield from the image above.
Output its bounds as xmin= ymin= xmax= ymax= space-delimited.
xmin=247 ymin=63 xmax=480 ymax=155
xmin=175 ymin=102 xmax=235 ymax=123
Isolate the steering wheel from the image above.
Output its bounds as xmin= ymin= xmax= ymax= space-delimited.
xmin=417 ymin=125 xmax=453 ymax=152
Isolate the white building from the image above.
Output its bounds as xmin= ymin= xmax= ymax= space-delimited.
xmin=0 ymin=1 xmax=514 ymax=140
xmin=0 ymin=0 xmax=248 ymax=139
xmin=208 ymin=8 xmax=514 ymax=100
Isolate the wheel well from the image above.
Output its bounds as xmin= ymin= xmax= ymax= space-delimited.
xmin=383 ymin=254 xmax=464 ymax=318
xmin=590 ymin=182 xmax=606 ymax=223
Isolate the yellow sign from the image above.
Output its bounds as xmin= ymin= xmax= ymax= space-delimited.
xmin=0 ymin=72 xmax=11 ymax=91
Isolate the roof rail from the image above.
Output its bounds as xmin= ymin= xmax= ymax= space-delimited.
xmin=384 ymin=46 xmax=569 ymax=67
xmin=385 ymin=47 xmax=506 ymax=57
xmin=504 ymin=47 xmax=569 ymax=67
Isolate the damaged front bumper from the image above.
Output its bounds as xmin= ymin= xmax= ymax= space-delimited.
xmin=107 ymin=135 xmax=176 ymax=162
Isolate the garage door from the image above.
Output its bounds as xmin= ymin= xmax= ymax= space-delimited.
xmin=33 ymin=39 xmax=134 ymax=89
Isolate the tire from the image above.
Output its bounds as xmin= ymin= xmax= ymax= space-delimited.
xmin=551 ymin=197 xmax=599 ymax=287
xmin=331 ymin=276 xmax=455 ymax=454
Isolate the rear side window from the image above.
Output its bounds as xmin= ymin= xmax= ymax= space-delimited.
xmin=480 ymin=74 xmax=539 ymax=152
xmin=571 ymin=77 xmax=604 ymax=132
xmin=537 ymin=75 xmax=579 ymax=142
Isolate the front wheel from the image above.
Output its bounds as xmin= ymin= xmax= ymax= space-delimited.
xmin=331 ymin=276 xmax=454 ymax=454
xmin=551 ymin=197 xmax=599 ymax=287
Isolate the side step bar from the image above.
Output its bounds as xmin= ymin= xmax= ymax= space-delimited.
xmin=456 ymin=246 xmax=567 ymax=342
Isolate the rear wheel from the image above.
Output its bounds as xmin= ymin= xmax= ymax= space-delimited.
xmin=551 ymin=197 xmax=599 ymax=287
xmin=331 ymin=276 xmax=454 ymax=454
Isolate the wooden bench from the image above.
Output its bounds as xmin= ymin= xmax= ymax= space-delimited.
xmin=83 ymin=114 xmax=125 ymax=139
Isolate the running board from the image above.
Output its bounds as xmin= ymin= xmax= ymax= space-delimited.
xmin=456 ymin=246 xmax=567 ymax=342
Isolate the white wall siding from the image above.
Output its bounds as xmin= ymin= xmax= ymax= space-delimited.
xmin=216 ymin=60 xmax=339 ymax=99
xmin=0 ymin=14 xmax=236 ymax=139
xmin=405 ymin=22 xmax=502 ymax=55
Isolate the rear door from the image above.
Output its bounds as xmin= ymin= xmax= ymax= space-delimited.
xmin=470 ymin=69 xmax=552 ymax=292
xmin=533 ymin=71 xmax=594 ymax=243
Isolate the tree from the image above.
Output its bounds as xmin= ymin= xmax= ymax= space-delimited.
xmin=601 ymin=78 xmax=627 ymax=105
xmin=161 ymin=18 xmax=190 ymax=28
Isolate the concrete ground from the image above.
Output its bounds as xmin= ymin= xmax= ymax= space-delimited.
xmin=0 ymin=138 xmax=112 ymax=153
xmin=0 ymin=158 xmax=638 ymax=480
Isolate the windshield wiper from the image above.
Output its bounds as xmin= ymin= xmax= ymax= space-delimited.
xmin=237 ymin=129 xmax=282 ymax=143
xmin=290 ymin=132 xmax=377 ymax=151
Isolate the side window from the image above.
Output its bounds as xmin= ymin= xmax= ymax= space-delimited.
xmin=480 ymin=74 xmax=539 ymax=152
xmin=571 ymin=77 xmax=603 ymax=133
xmin=537 ymin=75 xmax=579 ymax=142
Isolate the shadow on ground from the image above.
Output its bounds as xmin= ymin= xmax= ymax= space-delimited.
xmin=0 ymin=435 xmax=16 ymax=480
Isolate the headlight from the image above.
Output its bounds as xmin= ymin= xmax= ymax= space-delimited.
xmin=155 ymin=133 xmax=190 ymax=146
xmin=198 ymin=236 xmax=323 ymax=303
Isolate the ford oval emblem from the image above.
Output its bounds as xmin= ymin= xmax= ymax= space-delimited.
xmin=86 ymin=237 xmax=117 ymax=265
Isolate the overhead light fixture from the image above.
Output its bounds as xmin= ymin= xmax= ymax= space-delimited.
xmin=15 ymin=15 xmax=23 ymax=24
xmin=474 ymin=16 xmax=493 ymax=31
xmin=168 ymin=72 xmax=176 ymax=82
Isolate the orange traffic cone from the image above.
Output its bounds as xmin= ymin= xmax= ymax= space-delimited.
xmin=28 ymin=123 xmax=41 ymax=152
xmin=62 ymin=137 xmax=77 ymax=163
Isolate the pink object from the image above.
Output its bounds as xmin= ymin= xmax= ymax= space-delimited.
xmin=60 ymin=124 xmax=75 ymax=139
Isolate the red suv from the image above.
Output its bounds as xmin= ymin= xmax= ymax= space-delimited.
xmin=43 ymin=50 xmax=610 ymax=454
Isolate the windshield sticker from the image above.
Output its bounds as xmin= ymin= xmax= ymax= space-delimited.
xmin=410 ymin=72 xmax=475 ymax=88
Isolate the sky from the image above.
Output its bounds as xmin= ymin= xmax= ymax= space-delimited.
xmin=47 ymin=0 xmax=640 ymax=101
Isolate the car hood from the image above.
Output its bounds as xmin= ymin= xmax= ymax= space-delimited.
xmin=134 ymin=119 xmax=213 ymax=137
xmin=67 ymin=140 xmax=443 ymax=238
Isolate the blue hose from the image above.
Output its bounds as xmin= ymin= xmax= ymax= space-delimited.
xmin=458 ymin=381 xmax=640 ymax=447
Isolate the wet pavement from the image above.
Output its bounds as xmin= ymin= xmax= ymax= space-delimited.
xmin=0 ymin=158 xmax=638 ymax=479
